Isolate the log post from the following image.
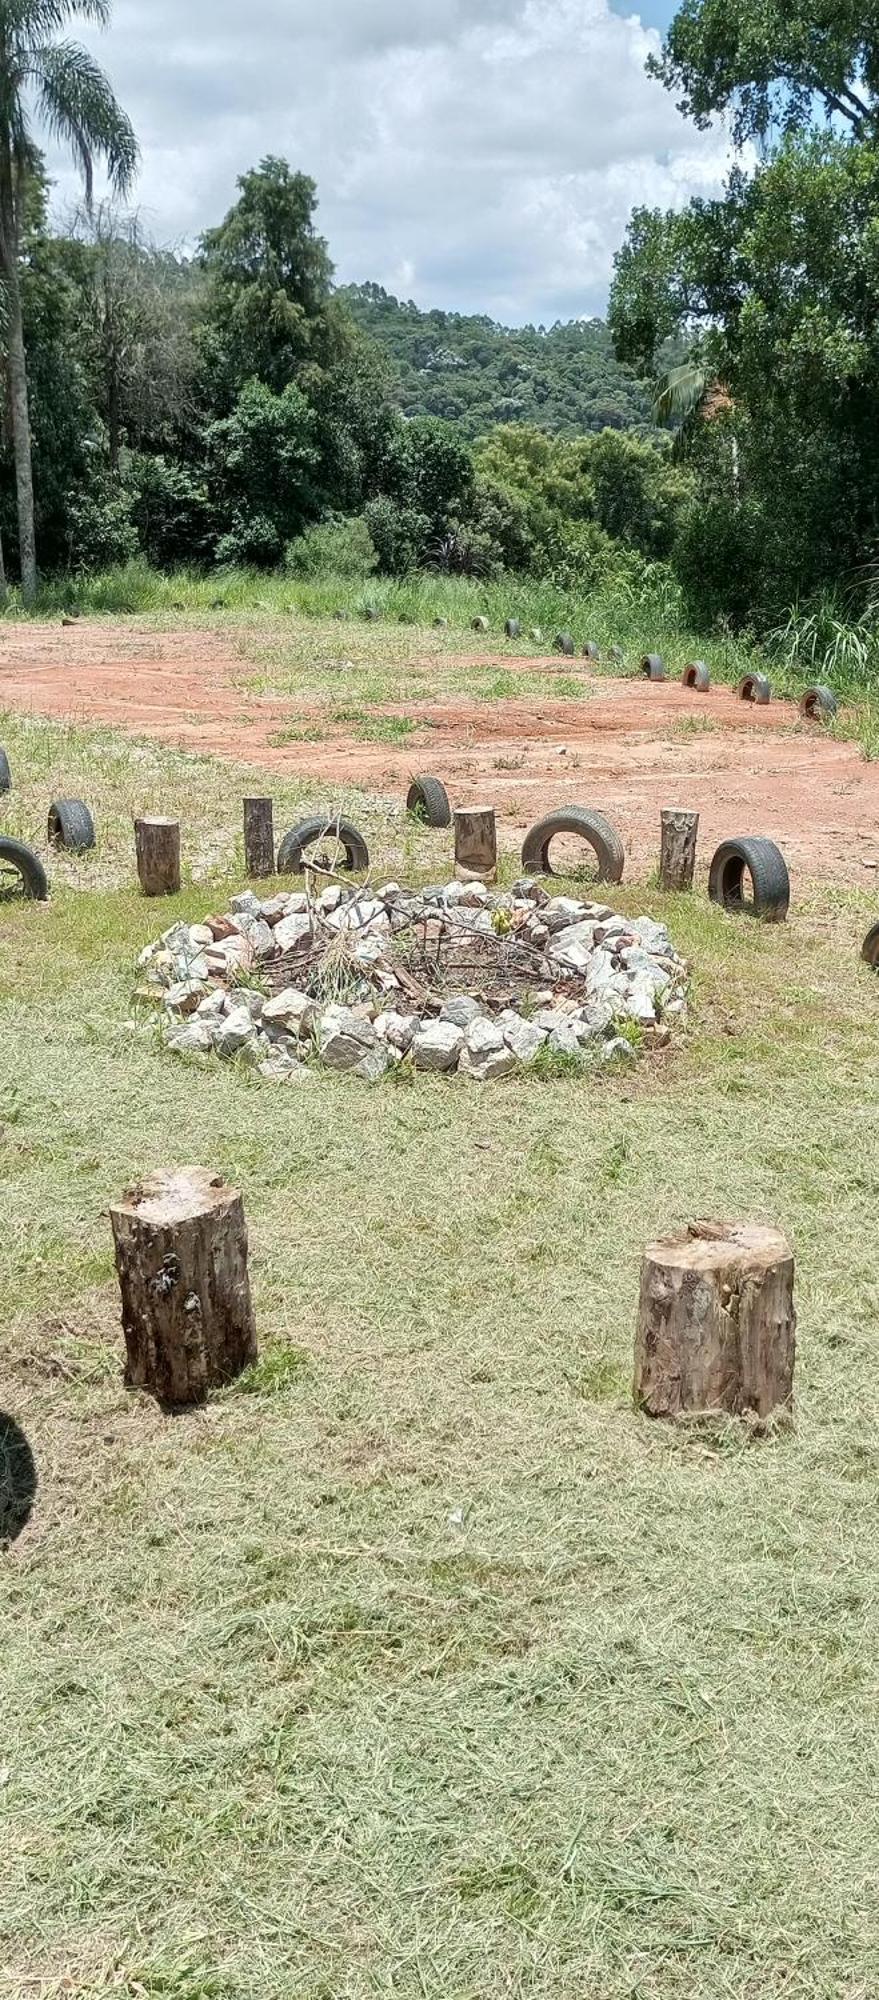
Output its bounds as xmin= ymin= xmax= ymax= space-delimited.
xmin=135 ymin=816 xmax=181 ymax=897
xmin=659 ymin=809 xmax=699 ymax=891
xmin=110 ymin=1167 xmax=257 ymax=1406
xmin=244 ymin=797 xmax=275 ymax=879
xmin=454 ymin=806 xmax=498 ymax=884
xmin=634 ymin=1220 xmax=796 ymax=1421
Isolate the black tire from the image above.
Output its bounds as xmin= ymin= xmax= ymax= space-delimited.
xmin=472 ymin=616 xmax=489 ymax=632
xmin=521 ymin=806 xmax=625 ymax=884
xmin=277 ymin=814 xmax=370 ymax=876
xmin=737 ymin=673 xmax=771 ymax=705
xmin=0 ymin=747 xmax=10 ymax=795
xmin=799 ymin=685 xmax=838 ymax=723
xmin=434 ymin=617 xmax=448 ymax=630
xmin=363 ymin=606 xmax=380 ymax=623
xmin=641 ymin=654 xmax=666 ymax=681
xmin=333 ymin=609 xmax=351 ymax=622
xmin=0 ymin=836 xmax=49 ymax=901
xmin=583 ymin=641 xmax=600 ymax=661
xmin=406 ymin=775 xmax=452 ymax=829
xmin=682 ymin=661 xmax=711 ymax=692
xmin=862 ymin=922 xmax=879 ymax=970
xmin=553 ymin=632 xmax=575 ymax=657
xmin=708 ymin=837 xmax=790 ymax=922
xmin=47 ymin=798 xmax=96 ymax=853
xmin=505 ymin=619 xmax=521 ymax=639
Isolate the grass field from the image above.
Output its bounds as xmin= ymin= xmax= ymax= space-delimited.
xmin=3 ymin=687 xmax=879 ymax=1999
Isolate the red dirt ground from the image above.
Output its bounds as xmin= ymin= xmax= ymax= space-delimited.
xmin=1 ymin=619 xmax=878 ymax=883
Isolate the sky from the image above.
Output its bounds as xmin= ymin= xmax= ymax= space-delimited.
xmin=50 ymin=0 xmax=731 ymax=327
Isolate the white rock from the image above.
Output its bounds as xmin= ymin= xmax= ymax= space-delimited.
xmin=318 ymin=886 xmax=342 ymax=913
xmin=235 ymin=914 xmax=276 ymax=959
xmin=273 ymin=912 xmax=314 ymax=952
xmin=316 ymin=1004 xmax=376 ymax=1071
xmin=460 ymin=1045 xmax=519 ymax=1082
xmin=500 ymin=1015 xmax=547 ymax=1063
xmin=384 ymin=1013 xmax=419 ymax=1053
xmin=544 ymin=897 xmax=587 ymax=932
xmin=196 ymin=989 xmax=229 ymax=1020
xmin=465 ymin=1017 xmax=505 ymax=1058
xmin=618 ymin=980 xmax=659 ymax=1027
xmin=262 ymin=988 xmax=315 ymax=1034
xmin=166 ymin=1020 xmax=216 ymax=1056
xmin=187 ymin=924 xmax=214 ymax=949
xmin=548 ymin=937 xmax=592 ymax=975
xmin=230 ymin=891 xmax=262 ymax=917
xmin=412 ymin=1021 xmax=465 ymax=1072
xmin=164 ymin=980 xmax=207 ymax=1016
xmin=602 ymin=1036 xmax=638 ymax=1063
xmin=215 ymin=1005 xmax=259 ymax=1056
xmin=548 ymin=1025 xmax=587 ymax=1062
xmin=441 ymin=995 xmax=484 ymax=1030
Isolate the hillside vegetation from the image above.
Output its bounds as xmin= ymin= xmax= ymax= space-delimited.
xmin=339 ymin=284 xmax=654 ymax=439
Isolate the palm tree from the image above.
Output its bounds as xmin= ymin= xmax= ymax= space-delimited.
xmin=0 ymin=2 xmax=137 ymax=600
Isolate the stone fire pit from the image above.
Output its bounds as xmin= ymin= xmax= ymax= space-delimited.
xmin=136 ymin=877 xmax=689 ymax=1084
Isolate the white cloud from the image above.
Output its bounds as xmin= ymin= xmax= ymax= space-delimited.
xmin=44 ymin=0 xmax=733 ymax=323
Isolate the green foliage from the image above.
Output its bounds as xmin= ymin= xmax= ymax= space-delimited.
xmin=126 ymin=454 xmax=214 ymax=570
xmin=341 ymin=282 xmax=655 ymax=437
xmin=286 ymin=514 xmax=378 ymax=580
xmin=207 ymin=378 xmax=319 ymax=567
xmin=199 ymin=157 xmax=341 ymax=399
xmin=363 ymin=495 xmax=430 ymax=575
xmin=649 ymin=0 xmax=877 ymax=149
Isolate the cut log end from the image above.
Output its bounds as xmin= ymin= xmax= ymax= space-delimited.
xmin=634 ymin=1219 xmax=796 ymax=1423
xmin=659 ymin=808 xmax=699 ymax=892
xmin=454 ymin=806 xmax=498 ymax=885
xmin=244 ymin=797 xmax=275 ymax=879
xmin=135 ymin=816 xmax=181 ymax=898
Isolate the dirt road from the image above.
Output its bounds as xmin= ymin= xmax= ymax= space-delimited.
xmin=1 ymin=618 xmax=877 ymax=883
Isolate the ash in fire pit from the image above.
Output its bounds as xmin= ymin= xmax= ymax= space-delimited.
xmin=136 ymin=878 xmax=688 ymax=1084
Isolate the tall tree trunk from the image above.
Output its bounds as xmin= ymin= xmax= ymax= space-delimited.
xmin=0 ymin=145 xmax=36 ymax=603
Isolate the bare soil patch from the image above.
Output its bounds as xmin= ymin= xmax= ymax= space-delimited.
xmin=2 ymin=617 xmax=878 ymax=880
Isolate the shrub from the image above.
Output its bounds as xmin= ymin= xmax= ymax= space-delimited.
xmin=364 ymin=496 xmax=430 ymax=575
xmin=286 ymin=513 xmax=378 ymax=579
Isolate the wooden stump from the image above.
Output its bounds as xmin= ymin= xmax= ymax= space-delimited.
xmin=135 ymin=816 xmax=181 ymax=897
xmin=634 ymin=1220 xmax=796 ymax=1421
xmin=454 ymin=806 xmax=498 ymax=884
xmin=244 ymin=797 xmax=275 ymax=879
xmin=110 ymin=1167 xmax=257 ymax=1406
xmin=659 ymin=809 xmax=699 ymax=891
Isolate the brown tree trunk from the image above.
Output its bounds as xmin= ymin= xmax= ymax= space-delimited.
xmin=244 ymin=797 xmax=275 ymax=878
xmin=135 ymin=816 xmax=181 ymax=896
xmin=0 ymin=149 xmax=36 ymax=604
xmin=454 ymin=807 xmax=498 ymax=884
xmin=110 ymin=1167 xmax=257 ymax=1406
xmin=634 ymin=1220 xmax=796 ymax=1421
xmin=659 ymin=809 xmax=699 ymax=891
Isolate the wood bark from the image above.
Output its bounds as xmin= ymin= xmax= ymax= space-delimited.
xmin=244 ymin=796 xmax=275 ymax=879
xmin=0 ymin=145 xmax=36 ymax=603
xmin=135 ymin=816 xmax=181 ymax=897
xmin=110 ymin=1167 xmax=257 ymax=1406
xmin=634 ymin=1221 xmax=796 ymax=1421
xmin=454 ymin=806 xmax=498 ymax=884
xmin=659 ymin=809 xmax=700 ymax=891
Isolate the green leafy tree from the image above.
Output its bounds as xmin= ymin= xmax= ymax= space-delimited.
xmin=207 ymin=377 xmax=318 ymax=566
xmin=649 ymin=0 xmax=876 ymax=148
xmin=0 ymin=0 xmax=137 ymax=597
xmin=200 ymin=158 xmax=346 ymax=401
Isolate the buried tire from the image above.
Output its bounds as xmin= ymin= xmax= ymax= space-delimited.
xmin=738 ymin=673 xmax=771 ymax=705
xmin=505 ymin=618 xmax=521 ymax=639
xmin=47 ymin=798 xmax=96 ymax=853
xmin=682 ymin=661 xmax=711 ymax=692
xmin=277 ymin=815 xmax=370 ymax=877
xmin=641 ymin=654 xmax=666 ymax=681
xmin=521 ymin=806 xmax=625 ymax=884
xmin=800 ymin=684 xmax=838 ymax=723
xmin=708 ymin=836 xmax=790 ymax=922
xmin=553 ymin=632 xmax=575 ymax=658
xmin=862 ymin=922 xmax=879 ymax=970
xmin=406 ymin=774 xmax=452 ymax=829
xmin=0 ymin=747 xmax=10 ymax=794
xmin=0 ymin=836 xmax=48 ymax=901
xmin=582 ymin=641 xmax=600 ymax=661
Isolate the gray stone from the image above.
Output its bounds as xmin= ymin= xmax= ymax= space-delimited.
xmin=196 ymin=989 xmax=229 ymax=1020
xmin=548 ymin=1025 xmax=587 ymax=1062
xmin=353 ymin=1044 xmax=392 ymax=1083
xmin=499 ymin=1014 xmax=547 ymax=1063
xmin=512 ymin=878 xmax=549 ymax=906
xmin=273 ymin=912 xmax=314 ymax=952
xmin=383 ymin=1012 xmax=419 ymax=1053
xmin=412 ymin=1021 xmax=465 ymax=1072
xmin=166 ymin=1020 xmax=216 ymax=1056
xmin=230 ymin=891 xmax=262 ymax=917
xmin=544 ymin=897 xmax=587 ymax=932
xmin=441 ymin=995 xmax=484 ymax=1030
xmin=318 ymin=885 xmax=342 ymax=914
xmin=262 ymin=988 xmax=315 ymax=1034
xmin=235 ymin=914 xmax=276 ymax=959
xmin=164 ymin=980 xmax=207 ymax=1016
xmin=602 ymin=1036 xmax=638 ymax=1064
xmin=465 ymin=1016 xmax=505 ymax=1058
xmin=460 ymin=1044 xmax=519 ymax=1082
xmin=316 ymin=1004 xmax=376 ymax=1071
xmin=215 ymin=1005 xmax=259 ymax=1056
xmin=258 ymin=1054 xmax=312 ymax=1083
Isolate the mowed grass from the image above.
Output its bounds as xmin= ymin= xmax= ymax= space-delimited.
xmin=3 ymin=706 xmax=879 ymax=1997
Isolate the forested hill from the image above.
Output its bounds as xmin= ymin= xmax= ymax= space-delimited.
xmin=339 ymin=283 xmax=654 ymax=439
